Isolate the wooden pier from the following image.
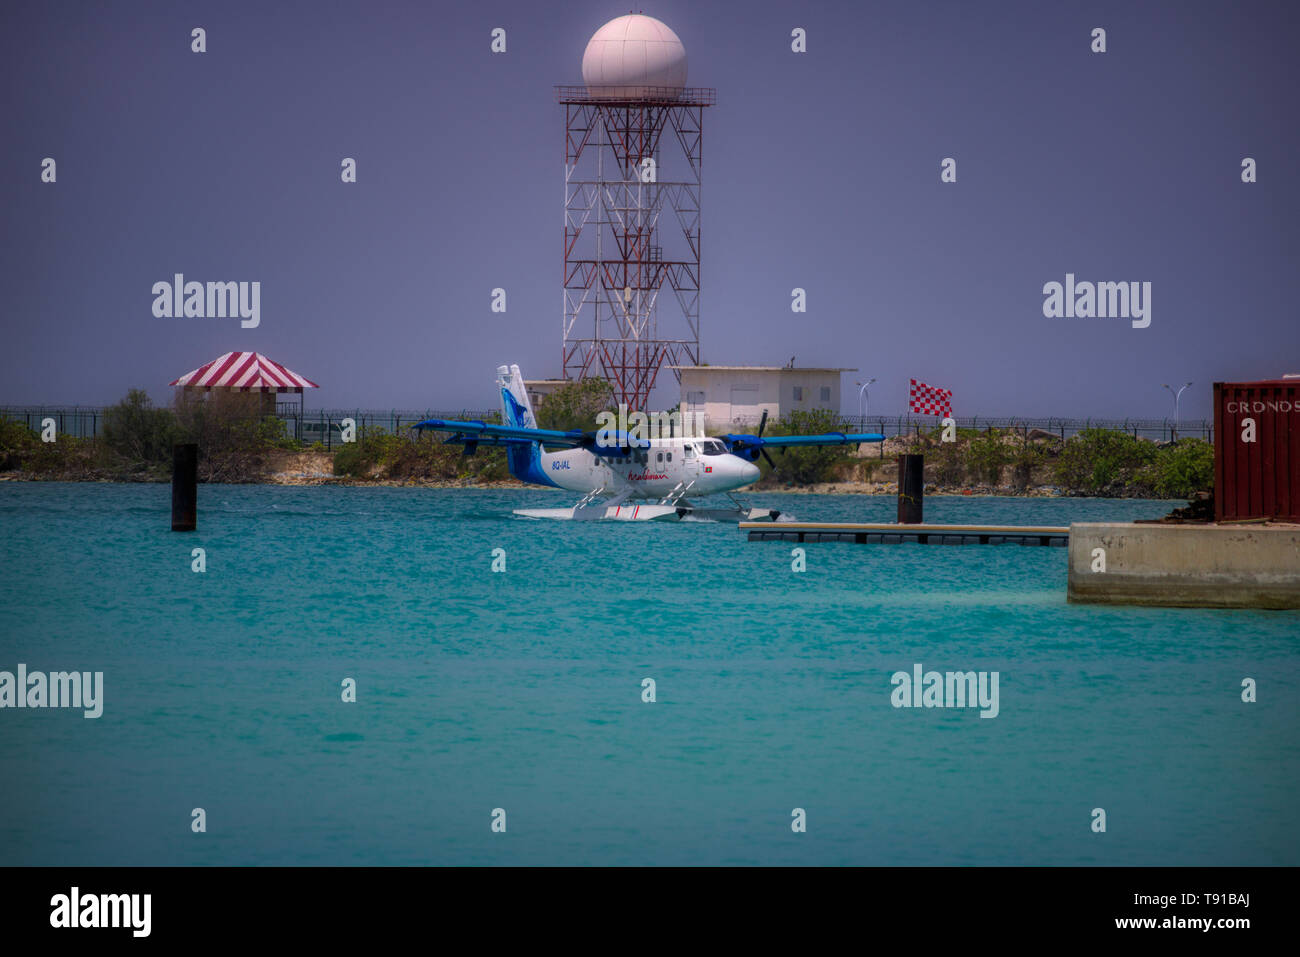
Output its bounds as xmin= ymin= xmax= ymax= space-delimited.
xmin=741 ymin=522 xmax=1070 ymax=547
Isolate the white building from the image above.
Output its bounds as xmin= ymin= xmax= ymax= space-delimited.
xmin=672 ymin=365 xmax=856 ymax=430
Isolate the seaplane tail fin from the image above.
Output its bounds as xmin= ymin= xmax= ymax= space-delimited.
xmin=495 ymin=363 xmax=554 ymax=486
xmin=497 ymin=364 xmax=537 ymax=431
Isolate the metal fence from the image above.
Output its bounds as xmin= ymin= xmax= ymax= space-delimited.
xmin=0 ymin=406 xmax=499 ymax=449
xmin=2 ymin=406 xmax=1212 ymax=448
xmin=832 ymin=415 xmax=1211 ymax=444
xmin=274 ymin=408 xmax=500 ymax=449
xmin=1 ymin=407 xmax=105 ymax=439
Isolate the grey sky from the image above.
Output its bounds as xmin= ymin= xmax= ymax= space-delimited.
xmin=2 ymin=0 xmax=1296 ymax=418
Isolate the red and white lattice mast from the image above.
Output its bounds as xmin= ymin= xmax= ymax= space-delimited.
xmin=558 ymin=13 xmax=714 ymax=410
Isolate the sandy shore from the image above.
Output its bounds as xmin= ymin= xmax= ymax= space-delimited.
xmin=749 ymin=481 xmax=1066 ymax=497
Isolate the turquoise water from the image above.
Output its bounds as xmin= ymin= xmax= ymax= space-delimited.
xmin=1 ymin=482 xmax=1296 ymax=866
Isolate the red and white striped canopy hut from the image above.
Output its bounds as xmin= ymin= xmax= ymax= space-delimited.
xmin=170 ymin=351 xmax=319 ymax=414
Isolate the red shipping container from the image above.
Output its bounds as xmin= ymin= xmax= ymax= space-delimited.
xmin=1214 ymin=379 xmax=1300 ymax=522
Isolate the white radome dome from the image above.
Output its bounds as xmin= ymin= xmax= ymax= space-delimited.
xmin=582 ymin=14 xmax=687 ymax=98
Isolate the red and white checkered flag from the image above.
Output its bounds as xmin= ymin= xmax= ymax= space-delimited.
xmin=909 ymin=378 xmax=953 ymax=417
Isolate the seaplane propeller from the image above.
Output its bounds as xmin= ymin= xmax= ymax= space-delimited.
xmin=755 ymin=411 xmax=777 ymax=469
xmin=720 ymin=409 xmax=778 ymax=469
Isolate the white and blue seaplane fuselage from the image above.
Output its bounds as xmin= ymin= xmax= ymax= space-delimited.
xmin=511 ymin=433 xmax=772 ymax=522
xmin=414 ymin=365 xmax=886 ymax=522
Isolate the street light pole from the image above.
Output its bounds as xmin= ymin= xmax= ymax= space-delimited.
xmin=856 ymin=378 xmax=876 ymax=423
xmin=1162 ymin=381 xmax=1192 ymax=440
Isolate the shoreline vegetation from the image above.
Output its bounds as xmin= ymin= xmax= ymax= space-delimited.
xmin=0 ymin=387 xmax=1215 ymax=500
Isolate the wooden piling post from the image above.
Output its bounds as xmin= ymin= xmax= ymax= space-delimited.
xmin=898 ymin=453 xmax=923 ymax=524
xmin=172 ymin=443 xmax=197 ymax=531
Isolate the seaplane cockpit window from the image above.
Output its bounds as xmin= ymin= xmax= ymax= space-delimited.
xmin=701 ymin=440 xmax=728 ymax=455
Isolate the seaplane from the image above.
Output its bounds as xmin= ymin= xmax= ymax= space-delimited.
xmin=414 ymin=364 xmax=885 ymax=522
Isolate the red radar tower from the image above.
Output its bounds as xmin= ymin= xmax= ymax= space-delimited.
xmin=558 ymin=14 xmax=713 ymax=410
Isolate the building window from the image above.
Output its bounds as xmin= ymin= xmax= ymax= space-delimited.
xmin=820 ymin=386 xmax=831 ymax=402
xmin=686 ymin=391 xmax=705 ymax=407
xmin=792 ymin=386 xmax=803 ymax=401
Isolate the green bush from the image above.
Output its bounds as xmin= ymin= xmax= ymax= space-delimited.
xmin=102 ymin=389 xmax=177 ymax=463
xmin=1009 ymin=441 xmax=1048 ymax=490
xmin=966 ymin=431 xmax=1012 ymax=485
xmin=0 ymin=417 xmax=105 ymax=478
xmin=172 ymin=391 xmax=296 ymax=482
xmin=929 ymin=442 xmax=966 ymax=485
xmin=761 ymin=408 xmax=857 ymax=485
xmin=332 ymin=427 xmax=508 ymax=482
xmin=331 ymin=428 xmax=403 ymax=477
xmin=535 ymin=378 xmax=615 ymax=432
xmin=0 ymin=417 xmax=40 ymax=471
xmin=1054 ymin=428 xmax=1158 ymax=495
xmin=331 ymin=440 xmax=368 ymax=477
xmin=1138 ymin=439 xmax=1214 ymax=498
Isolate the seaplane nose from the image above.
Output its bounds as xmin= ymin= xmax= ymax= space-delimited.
xmin=739 ymin=457 xmax=760 ymax=483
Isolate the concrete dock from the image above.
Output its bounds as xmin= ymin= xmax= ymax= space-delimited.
xmin=741 ymin=522 xmax=1070 ymax=547
xmin=1068 ymin=522 xmax=1300 ymax=609
xmin=746 ymin=519 xmax=1300 ymax=609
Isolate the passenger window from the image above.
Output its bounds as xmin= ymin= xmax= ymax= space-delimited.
xmin=657 ymin=452 xmax=663 ymax=462
xmin=667 ymin=452 xmax=672 ymax=461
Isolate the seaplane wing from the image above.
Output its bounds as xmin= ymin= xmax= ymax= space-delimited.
xmin=412 ymin=417 xmax=651 ymax=453
xmin=728 ymin=431 xmax=889 ymax=449
xmin=412 ymin=418 xmax=587 ymax=448
xmin=720 ymin=430 xmax=887 ymax=456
